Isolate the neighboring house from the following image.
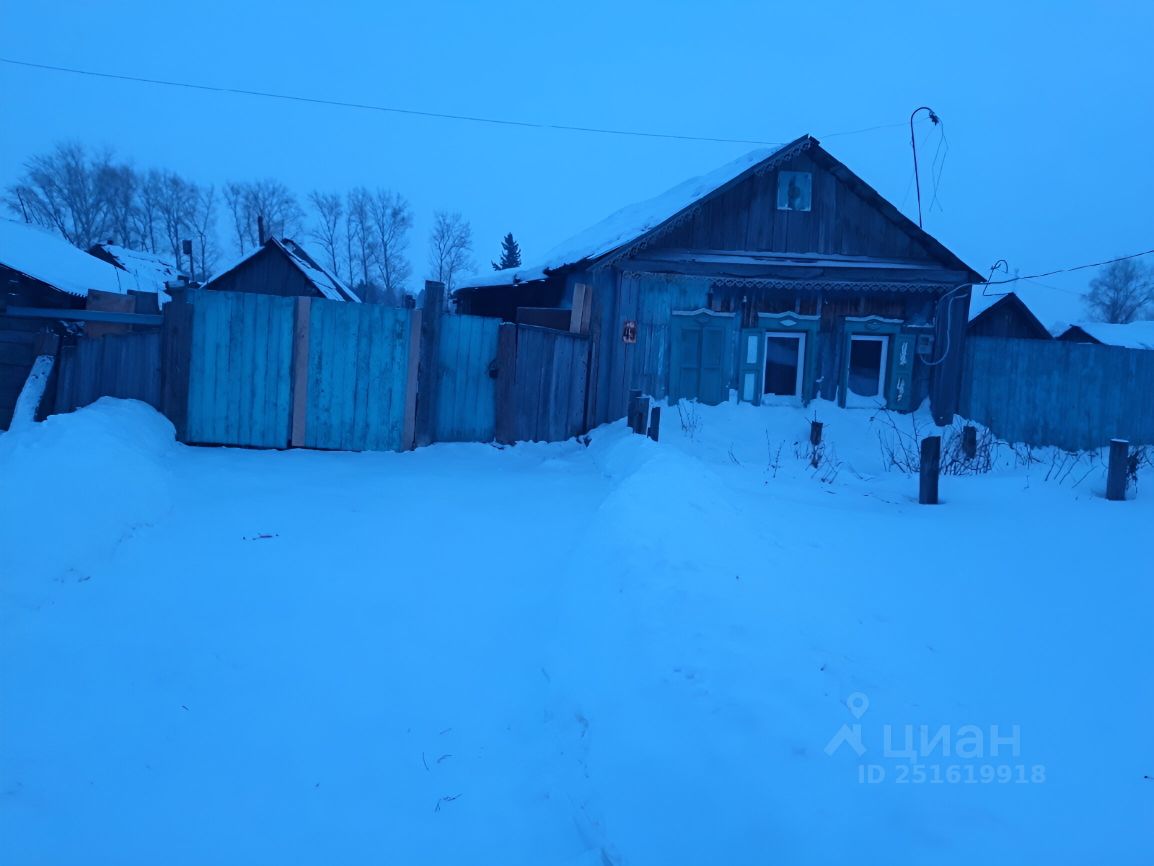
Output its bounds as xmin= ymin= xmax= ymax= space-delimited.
xmin=967 ymin=291 xmax=1051 ymax=340
xmin=456 ymin=134 xmax=983 ymax=424
xmin=1056 ymin=321 xmax=1154 ymax=349
xmin=88 ymin=243 xmax=186 ymax=297
xmin=202 ymin=237 xmax=361 ymax=302
xmin=0 ymin=219 xmax=166 ymax=428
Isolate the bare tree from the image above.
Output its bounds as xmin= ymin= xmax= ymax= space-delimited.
xmin=4 ymin=141 xmax=119 ymax=248
xmin=98 ymin=162 xmax=139 ymax=248
xmin=427 ymin=210 xmax=474 ymax=294
xmin=369 ymin=189 xmax=412 ymax=304
xmin=134 ymin=170 xmax=167 ymax=254
xmin=345 ymin=187 xmax=377 ymax=294
xmin=223 ymin=179 xmax=304 ymax=254
xmin=1084 ymin=259 xmax=1154 ymax=324
xmin=153 ymin=171 xmax=196 ymax=268
xmin=308 ymin=190 xmax=344 ymax=279
xmin=189 ymin=184 xmax=219 ymax=281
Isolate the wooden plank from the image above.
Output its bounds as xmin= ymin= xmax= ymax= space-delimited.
xmin=403 ymin=309 xmax=422 ymax=449
xmin=290 ymin=297 xmax=312 ymax=447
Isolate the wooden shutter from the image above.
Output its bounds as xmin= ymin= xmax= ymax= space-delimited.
xmin=669 ymin=317 xmax=702 ymax=401
xmin=737 ymin=329 xmax=764 ymax=404
xmin=888 ymin=333 xmax=916 ymax=410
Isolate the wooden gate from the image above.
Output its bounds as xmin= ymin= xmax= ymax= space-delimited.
xmin=185 ymin=291 xmax=295 ymax=448
xmin=55 ymin=331 xmax=163 ymax=414
xmin=431 ymin=314 xmax=501 ymax=442
xmin=495 ymin=323 xmax=591 ymax=443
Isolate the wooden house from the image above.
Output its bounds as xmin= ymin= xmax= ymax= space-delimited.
xmin=0 ymin=219 xmax=167 ymax=428
xmin=1056 ymin=321 xmax=1154 ymax=349
xmin=456 ymin=135 xmax=984 ymax=425
xmin=967 ymin=291 xmax=1051 ymax=340
xmin=202 ymin=238 xmax=361 ymax=302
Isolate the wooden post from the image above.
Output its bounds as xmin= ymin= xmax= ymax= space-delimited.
xmin=647 ymin=406 xmax=661 ymax=442
xmin=919 ymin=435 xmax=941 ymax=505
xmin=401 ymin=308 xmax=423 ymax=450
xmin=962 ymin=425 xmax=977 ymax=460
xmin=627 ymin=390 xmax=647 ymax=434
xmin=290 ymin=296 xmax=311 ymax=448
xmin=810 ymin=420 xmax=823 ymax=447
xmin=1106 ymin=439 xmax=1129 ymax=501
xmin=414 ymin=281 xmax=445 ymax=447
xmin=494 ymin=323 xmax=518 ymax=445
xmin=570 ymin=283 xmax=590 ymax=335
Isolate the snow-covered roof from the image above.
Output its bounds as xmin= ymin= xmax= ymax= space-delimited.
xmin=458 ymin=143 xmax=792 ymax=290
xmin=206 ymin=238 xmax=361 ymax=303
xmin=0 ymin=219 xmax=156 ymax=298
xmin=91 ymin=243 xmax=183 ymax=294
xmin=1061 ymin=321 xmax=1154 ymax=349
xmin=968 ymin=288 xmax=1011 ymax=321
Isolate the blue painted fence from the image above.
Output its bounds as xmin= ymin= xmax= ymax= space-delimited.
xmin=186 ymin=291 xmax=295 ymax=448
xmin=180 ymin=291 xmax=417 ymax=451
xmin=304 ymin=300 xmax=415 ymax=452
xmin=960 ymin=336 xmax=1154 ymax=450
xmin=431 ymin=314 xmax=501 ymax=442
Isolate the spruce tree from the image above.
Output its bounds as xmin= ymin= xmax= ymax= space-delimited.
xmin=491 ymin=232 xmax=522 ymax=270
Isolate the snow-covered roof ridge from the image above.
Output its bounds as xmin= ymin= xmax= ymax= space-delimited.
xmin=1063 ymin=320 xmax=1154 ymax=349
xmin=0 ymin=219 xmax=158 ymax=298
xmin=458 ymin=140 xmax=798 ymax=290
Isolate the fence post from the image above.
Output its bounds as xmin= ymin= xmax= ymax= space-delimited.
xmin=962 ymin=425 xmax=977 ymax=460
xmin=810 ymin=420 xmax=823 ymax=447
xmin=647 ymin=406 xmax=661 ymax=442
xmin=627 ymin=389 xmax=647 ymax=434
xmin=919 ymin=435 xmax=941 ymax=505
xmin=1106 ymin=439 xmax=1129 ymax=501
xmin=290 ymin=296 xmax=311 ymax=448
xmin=415 ymin=281 xmax=445 ymax=447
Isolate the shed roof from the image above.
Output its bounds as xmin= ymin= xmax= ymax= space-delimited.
xmin=458 ymin=135 xmax=983 ymax=292
xmin=206 ymin=237 xmax=362 ymax=303
xmin=90 ymin=243 xmax=183 ymax=297
xmin=0 ymin=219 xmax=156 ymax=298
xmin=1059 ymin=321 xmax=1154 ymax=349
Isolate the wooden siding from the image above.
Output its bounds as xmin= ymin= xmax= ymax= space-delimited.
xmin=432 ymin=314 xmax=500 ymax=442
xmin=961 ymin=337 xmax=1154 ymax=449
xmin=647 ymin=150 xmax=942 ymax=261
xmin=186 ymin=291 xmax=296 ymax=448
xmin=205 ymin=245 xmax=322 ymax=299
xmin=304 ymin=301 xmax=413 ymax=451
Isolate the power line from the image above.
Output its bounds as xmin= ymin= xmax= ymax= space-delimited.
xmin=1 ymin=55 xmax=932 ymax=147
xmin=986 ymin=248 xmax=1154 ymax=285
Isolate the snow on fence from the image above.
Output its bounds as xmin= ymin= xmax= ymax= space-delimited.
xmin=961 ymin=336 xmax=1154 ymax=450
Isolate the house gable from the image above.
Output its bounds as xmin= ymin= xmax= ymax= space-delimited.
xmin=629 ymin=141 xmax=980 ymax=279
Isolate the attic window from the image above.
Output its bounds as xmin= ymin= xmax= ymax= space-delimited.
xmin=777 ymin=171 xmax=812 ymax=212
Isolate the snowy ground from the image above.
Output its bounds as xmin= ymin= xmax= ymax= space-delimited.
xmin=2 ymin=398 xmax=1151 ymax=865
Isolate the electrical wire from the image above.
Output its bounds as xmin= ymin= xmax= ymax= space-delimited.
xmin=1 ymin=55 xmax=939 ymax=148
xmin=985 ymin=249 xmax=1154 ymax=285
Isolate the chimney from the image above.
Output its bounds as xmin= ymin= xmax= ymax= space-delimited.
xmin=257 ymin=214 xmax=267 ymax=245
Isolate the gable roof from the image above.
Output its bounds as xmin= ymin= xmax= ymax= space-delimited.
xmin=206 ymin=237 xmax=362 ymax=303
xmin=1058 ymin=321 xmax=1154 ymax=349
xmin=458 ymin=135 xmax=983 ymax=292
xmin=0 ymin=219 xmax=161 ymax=298
xmin=967 ymin=290 xmax=1051 ymax=337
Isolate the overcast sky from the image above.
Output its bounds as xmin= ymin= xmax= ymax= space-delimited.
xmin=2 ymin=0 xmax=1151 ymax=327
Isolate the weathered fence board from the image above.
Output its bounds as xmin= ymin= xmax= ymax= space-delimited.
xmin=304 ymin=301 xmax=414 ymax=452
xmin=185 ymin=291 xmax=295 ymax=448
xmin=54 ymin=331 xmax=162 ymax=414
xmin=432 ymin=314 xmax=500 ymax=442
xmin=496 ymin=323 xmax=591 ymax=443
xmin=961 ymin=336 xmax=1154 ymax=450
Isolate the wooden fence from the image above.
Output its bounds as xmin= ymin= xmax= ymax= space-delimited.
xmin=37 ymin=282 xmax=595 ymax=452
xmin=960 ymin=336 xmax=1154 ymax=450
xmin=55 ymin=331 xmax=162 ymax=414
xmin=496 ymin=323 xmax=591 ymax=444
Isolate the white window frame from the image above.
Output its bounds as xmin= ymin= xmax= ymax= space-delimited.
xmin=846 ymin=334 xmax=889 ymax=403
xmin=763 ymin=331 xmax=806 ymax=404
